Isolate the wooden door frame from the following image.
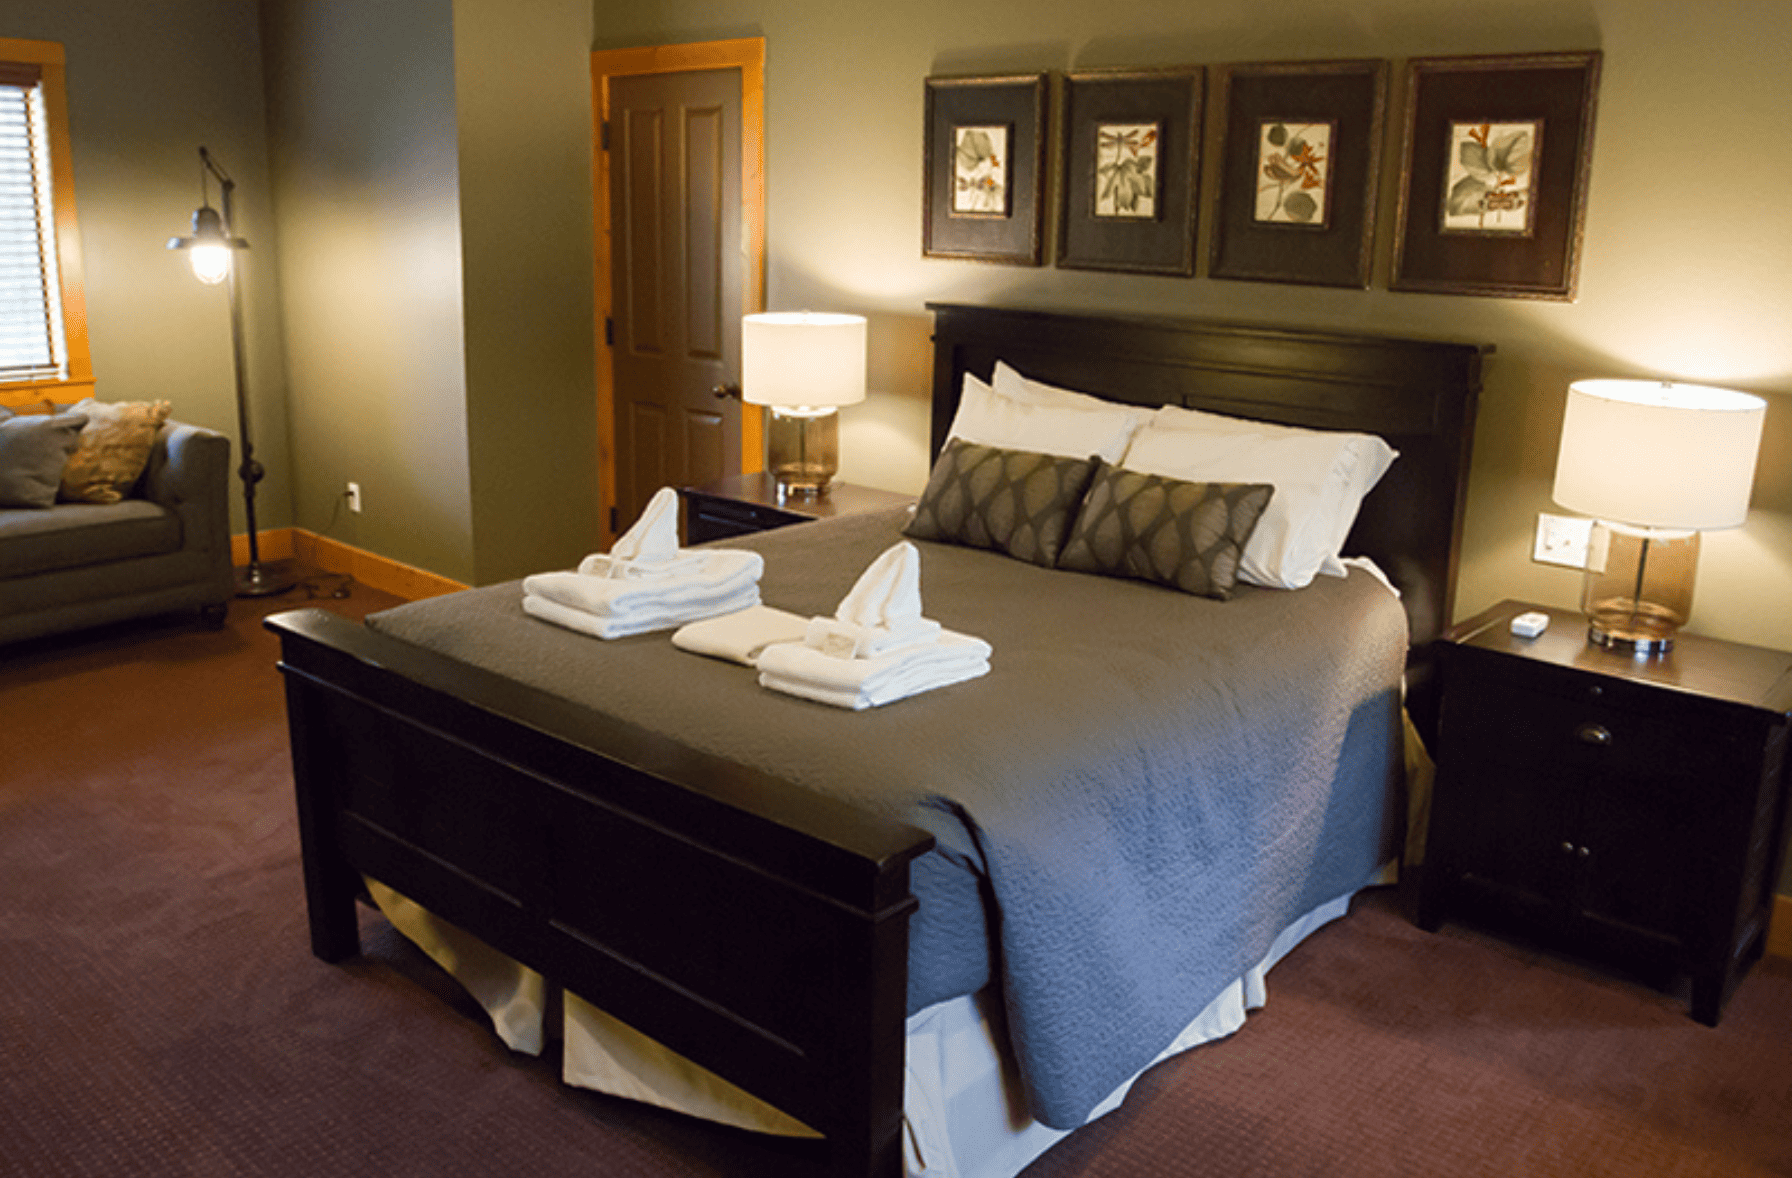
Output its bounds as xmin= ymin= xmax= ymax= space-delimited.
xmin=591 ymin=38 xmax=766 ymax=543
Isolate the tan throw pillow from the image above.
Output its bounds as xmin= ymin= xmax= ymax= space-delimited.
xmin=59 ymin=398 xmax=174 ymax=504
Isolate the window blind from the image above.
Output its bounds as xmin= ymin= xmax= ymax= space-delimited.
xmin=0 ymin=61 xmax=68 ymax=384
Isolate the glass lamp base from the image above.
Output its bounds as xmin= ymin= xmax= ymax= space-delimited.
xmin=766 ymin=406 xmax=840 ymax=498
xmin=1581 ymin=522 xmax=1697 ymax=656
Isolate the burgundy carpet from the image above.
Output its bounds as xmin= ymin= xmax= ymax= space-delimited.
xmin=2 ymin=587 xmax=1788 ymax=1177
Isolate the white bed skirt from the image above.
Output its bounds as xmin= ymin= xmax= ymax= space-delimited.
xmin=366 ymin=866 xmax=1390 ymax=1178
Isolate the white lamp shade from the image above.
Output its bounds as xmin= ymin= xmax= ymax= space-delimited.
xmin=741 ymin=312 xmax=867 ymax=409
xmin=1552 ymin=379 xmax=1767 ymax=530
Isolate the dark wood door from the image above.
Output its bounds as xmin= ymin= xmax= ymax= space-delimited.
xmin=609 ymin=68 xmax=744 ymax=532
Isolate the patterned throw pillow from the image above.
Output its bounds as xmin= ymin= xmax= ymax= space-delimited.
xmin=59 ymin=398 xmax=174 ymax=504
xmin=904 ymin=438 xmax=1099 ymax=567
xmin=1057 ymin=462 xmax=1274 ymax=600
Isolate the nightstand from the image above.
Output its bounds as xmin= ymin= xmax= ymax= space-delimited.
xmin=680 ymin=473 xmax=914 ymax=545
xmin=1416 ymin=600 xmax=1792 ymax=1025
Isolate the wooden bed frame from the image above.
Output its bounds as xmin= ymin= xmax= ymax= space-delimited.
xmin=268 ymin=304 xmax=1486 ymax=1178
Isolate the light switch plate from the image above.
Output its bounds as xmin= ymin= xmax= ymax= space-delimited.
xmin=1533 ymin=513 xmax=1592 ymax=568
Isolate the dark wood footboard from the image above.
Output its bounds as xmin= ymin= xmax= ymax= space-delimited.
xmin=268 ymin=607 xmax=934 ymax=1178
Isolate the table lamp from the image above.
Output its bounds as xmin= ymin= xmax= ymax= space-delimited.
xmin=741 ymin=312 xmax=866 ymax=498
xmin=1551 ymin=378 xmax=1766 ymax=654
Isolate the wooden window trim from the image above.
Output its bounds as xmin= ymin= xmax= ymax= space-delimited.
xmin=0 ymin=37 xmax=93 ymax=409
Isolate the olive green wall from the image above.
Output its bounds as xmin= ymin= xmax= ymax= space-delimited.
xmin=452 ymin=0 xmax=599 ymax=586
xmin=590 ymin=0 xmax=1792 ymax=657
xmin=262 ymin=0 xmax=475 ymax=582
xmin=0 ymin=0 xmax=290 ymax=537
xmin=262 ymin=0 xmax=598 ymax=586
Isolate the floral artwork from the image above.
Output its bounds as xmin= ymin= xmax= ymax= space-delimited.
xmin=1442 ymin=120 xmax=1540 ymax=234
xmin=1254 ymin=120 xmax=1333 ymax=225
xmin=1094 ymin=122 xmax=1159 ymax=219
xmin=952 ymin=124 xmax=1009 ymax=216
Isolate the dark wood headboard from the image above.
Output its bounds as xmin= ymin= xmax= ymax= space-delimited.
xmin=926 ymin=302 xmax=1489 ymax=653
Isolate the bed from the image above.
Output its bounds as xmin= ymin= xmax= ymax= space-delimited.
xmin=267 ymin=302 xmax=1487 ymax=1178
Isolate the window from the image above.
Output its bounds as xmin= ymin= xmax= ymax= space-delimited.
xmin=0 ymin=38 xmax=90 ymax=402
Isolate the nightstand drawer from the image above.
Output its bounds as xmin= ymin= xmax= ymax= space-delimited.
xmin=685 ymin=494 xmax=806 ymax=543
xmin=1441 ymin=680 xmax=1746 ymax=792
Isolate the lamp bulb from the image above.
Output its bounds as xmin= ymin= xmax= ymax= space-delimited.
xmin=189 ymin=244 xmax=231 ymax=285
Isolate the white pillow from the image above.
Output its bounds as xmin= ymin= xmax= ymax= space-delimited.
xmin=992 ymin=360 xmax=1143 ymax=416
xmin=1122 ymin=421 xmax=1397 ymax=589
xmin=947 ymin=369 xmax=1142 ymax=463
xmin=1148 ymin=401 xmax=1278 ymax=436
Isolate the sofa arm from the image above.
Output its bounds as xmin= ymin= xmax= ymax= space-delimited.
xmin=142 ymin=421 xmax=233 ymax=563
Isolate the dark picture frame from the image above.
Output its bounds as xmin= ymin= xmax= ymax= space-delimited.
xmin=923 ymin=74 xmax=1048 ymax=265
xmin=1208 ymin=59 xmax=1387 ymax=288
xmin=1392 ymin=51 xmax=1602 ymax=300
xmin=1057 ymin=67 xmax=1203 ymax=276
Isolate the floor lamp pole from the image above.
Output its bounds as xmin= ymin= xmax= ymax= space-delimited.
xmin=213 ymin=160 xmax=292 ymax=597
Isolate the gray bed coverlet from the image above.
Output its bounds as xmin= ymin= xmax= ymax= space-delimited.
xmin=368 ymin=506 xmax=1407 ymax=1128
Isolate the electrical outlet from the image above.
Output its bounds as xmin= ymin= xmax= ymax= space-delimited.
xmin=1533 ymin=512 xmax=1590 ymax=568
xmin=345 ymin=481 xmax=362 ymax=514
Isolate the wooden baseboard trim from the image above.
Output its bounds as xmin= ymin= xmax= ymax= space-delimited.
xmin=231 ymin=528 xmax=296 ymax=564
xmin=232 ymin=528 xmax=466 ymax=602
xmin=1771 ymin=895 xmax=1792 ymax=961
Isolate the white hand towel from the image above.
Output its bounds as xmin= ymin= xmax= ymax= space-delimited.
xmin=836 ymin=541 xmax=925 ymax=628
xmin=523 ymin=550 xmax=763 ymax=619
xmin=672 ymin=605 xmax=810 ymax=666
xmin=807 ymin=540 xmax=937 ymax=658
xmin=804 ymin=615 xmax=942 ymax=660
xmin=580 ymin=487 xmax=706 ymax=580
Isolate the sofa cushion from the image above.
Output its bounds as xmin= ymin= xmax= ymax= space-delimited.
xmin=0 ymin=413 xmax=88 ymax=508
xmin=60 ymin=399 xmax=174 ymax=504
xmin=0 ymin=499 xmax=182 ymax=578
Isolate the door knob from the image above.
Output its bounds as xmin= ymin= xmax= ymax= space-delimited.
xmin=713 ymin=383 xmax=742 ymax=401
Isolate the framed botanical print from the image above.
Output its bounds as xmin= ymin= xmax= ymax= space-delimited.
xmin=1057 ymin=67 xmax=1203 ymax=276
xmin=923 ymin=74 xmax=1048 ymax=264
xmin=1392 ymin=51 xmax=1602 ymax=299
xmin=1208 ymin=59 xmax=1387 ymax=287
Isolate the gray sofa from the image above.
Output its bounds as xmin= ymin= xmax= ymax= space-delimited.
xmin=0 ymin=419 xmax=236 ymax=645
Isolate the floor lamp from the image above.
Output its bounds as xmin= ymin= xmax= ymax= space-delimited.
xmin=167 ymin=146 xmax=293 ymax=597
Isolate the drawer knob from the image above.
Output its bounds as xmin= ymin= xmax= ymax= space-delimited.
xmin=1576 ymin=722 xmax=1612 ymax=747
xmin=1560 ymin=841 xmax=1575 ymax=855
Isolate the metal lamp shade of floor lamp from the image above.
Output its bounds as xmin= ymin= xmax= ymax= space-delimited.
xmin=741 ymin=312 xmax=867 ymax=499
xmin=1552 ymin=378 xmax=1766 ymax=654
xmin=167 ymin=147 xmax=293 ymax=597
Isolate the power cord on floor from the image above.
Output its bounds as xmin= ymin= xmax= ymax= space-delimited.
xmin=294 ymin=488 xmax=356 ymax=600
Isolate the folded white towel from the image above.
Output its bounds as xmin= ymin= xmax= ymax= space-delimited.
xmin=757 ymin=632 xmax=991 ymax=710
xmin=672 ymin=605 xmax=810 ymax=666
xmin=524 ymin=584 xmax=761 ymax=640
xmin=523 ymin=550 xmax=763 ymax=619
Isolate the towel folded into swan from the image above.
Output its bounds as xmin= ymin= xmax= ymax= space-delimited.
xmin=522 ymin=487 xmax=761 ymax=639
xmin=757 ymin=541 xmax=991 ymax=709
